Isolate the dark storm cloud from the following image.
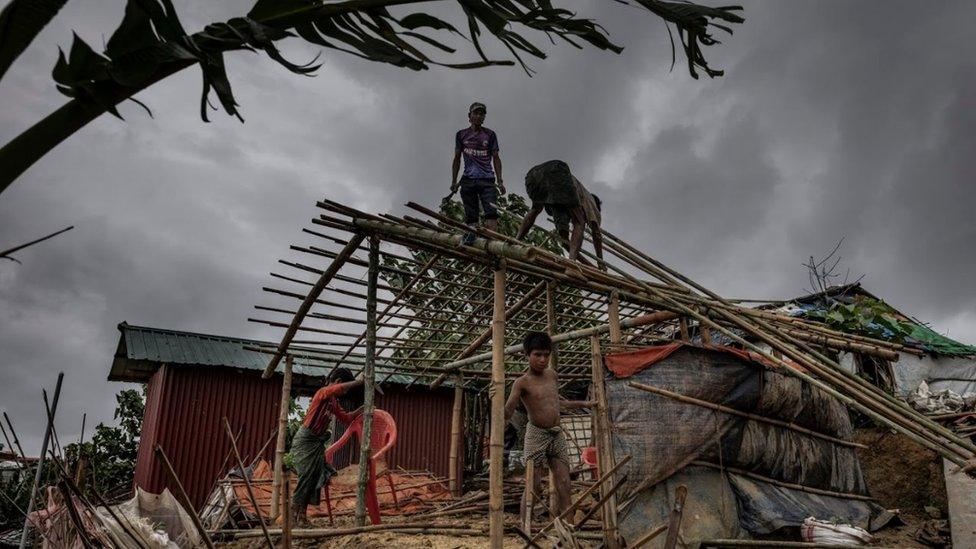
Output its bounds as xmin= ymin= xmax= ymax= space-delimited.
xmin=2 ymin=0 xmax=975 ymax=451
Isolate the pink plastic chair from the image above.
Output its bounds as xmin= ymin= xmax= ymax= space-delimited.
xmin=324 ymin=409 xmax=399 ymax=525
xmin=582 ymin=446 xmax=599 ymax=478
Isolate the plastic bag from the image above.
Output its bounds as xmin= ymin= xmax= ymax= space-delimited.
xmin=800 ymin=517 xmax=872 ymax=545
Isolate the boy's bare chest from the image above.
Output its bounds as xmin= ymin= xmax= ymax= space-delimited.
xmin=521 ymin=376 xmax=558 ymax=403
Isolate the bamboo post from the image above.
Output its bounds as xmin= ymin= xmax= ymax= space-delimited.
xmin=263 ymin=233 xmax=365 ymax=377
xmin=282 ymin=470 xmax=292 ymax=549
xmin=20 ymin=372 xmax=62 ymax=549
xmin=356 ymin=234 xmax=380 ymax=527
xmin=546 ymin=281 xmax=559 ymax=371
xmin=155 ymin=445 xmax=216 ymax=549
xmin=589 ymin=337 xmax=620 ymax=549
xmin=678 ymin=318 xmax=690 ymax=341
xmin=489 ymin=259 xmax=507 ymax=548
xmin=522 ymin=460 xmax=535 ymax=534
xmin=449 ymin=376 xmax=464 ymax=496
xmin=663 ymin=485 xmax=688 ymax=549
xmin=608 ymin=290 xmax=622 ymax=345
xmin=271 ymin=355 xmax=294 ymax=520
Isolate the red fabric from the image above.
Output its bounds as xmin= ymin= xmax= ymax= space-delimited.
xmin=604 ymin=342 xmax=684 ymax=378
xmin=303 ymin=383 xmax=354 ymax=435
xmin=604 ymin=342 xmax=806 ymax=378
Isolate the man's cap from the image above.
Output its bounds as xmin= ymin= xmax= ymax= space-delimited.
xmin=469 ymin=102 xmax=487 ymax=114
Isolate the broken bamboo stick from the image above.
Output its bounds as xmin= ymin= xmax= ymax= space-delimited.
xmin=663 ymin=484 xmax=688 ymax=549
xmin=155 ymin=445 xmax=216 ymax=549
xmin=20 ymin=372 xmax=62 ymax=549
xmin=627 ymin=382 xmax=868 ymax=449
xmin=690 ymin=461 xmax=874 ymax=501
xmin=221 ymin=418 xmax=274 ymax=548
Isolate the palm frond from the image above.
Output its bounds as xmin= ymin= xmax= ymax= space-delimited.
xmin=0 ymin=0 xmax=70 ymax=81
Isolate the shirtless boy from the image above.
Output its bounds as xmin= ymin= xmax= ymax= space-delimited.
xmin=504 ymin=331 xmax=594 ymax=516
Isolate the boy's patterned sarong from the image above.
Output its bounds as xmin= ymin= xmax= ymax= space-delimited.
xmin=523 ymin=422 xmax=571 ymax=468
xmin=291 ymin=426 xmax=338 ymax=507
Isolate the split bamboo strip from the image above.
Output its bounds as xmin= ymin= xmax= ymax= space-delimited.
xmin=282 ymin=470 xmax=292 ymax=549
xmin=271 ymin=355 xmax=293 ymax=520
xmin=263 ymin=234 xmax=365 ymax=378
xmin=489 ymin=260 xmax=507 ymax=548
xmin=356 ymin=235 xmax=380 ymax=527
xmin=627 ymin=382 xmax=868 ymax=449
xmin=230 ymin=523 xmax=488 ymax=540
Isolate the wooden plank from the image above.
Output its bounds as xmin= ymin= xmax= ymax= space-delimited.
xmin=608 ymin=290 xmax=622 ymax=344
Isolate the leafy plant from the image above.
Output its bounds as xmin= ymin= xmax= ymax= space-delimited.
xmin=0 ymin=0 xmax=744 ymax=195
xmin=63 ymin=388 xmax=145 ymax=499
xmin=806 ymin=296 xmax=914 ymax=344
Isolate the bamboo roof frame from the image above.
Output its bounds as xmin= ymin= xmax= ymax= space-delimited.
xmin=252 ymin=196 xmax=976 ymax=471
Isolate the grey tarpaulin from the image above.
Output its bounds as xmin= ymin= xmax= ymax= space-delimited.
xmin=604 ymin=345 xmax=888 ymax=546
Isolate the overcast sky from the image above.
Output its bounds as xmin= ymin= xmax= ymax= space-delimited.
xmin=1 ymin=0 xmax=974 ymax=453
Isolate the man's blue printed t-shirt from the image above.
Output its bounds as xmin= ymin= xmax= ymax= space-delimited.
xmin=456 ymin=127 xmax=499 ymax=180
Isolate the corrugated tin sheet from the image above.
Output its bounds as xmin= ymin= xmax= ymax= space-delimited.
xmin=113 ymin=323 xmax=450 ymax=386
xmin=133 ymin=364 xmax=282 ymax=508
xmin=330 ymin=387 xmax=460 ymax=479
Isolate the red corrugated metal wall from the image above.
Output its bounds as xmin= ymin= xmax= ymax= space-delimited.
xmin=331 ymin=387 xmax=460 ymax=479
xmin=133 ymin=365 xmax=282 ymax=508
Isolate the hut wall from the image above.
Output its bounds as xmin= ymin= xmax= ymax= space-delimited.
xmin=330 ymin=386 xmax=458 ymax=478
xmin=133 ymin=364 xmax=281 ymax=508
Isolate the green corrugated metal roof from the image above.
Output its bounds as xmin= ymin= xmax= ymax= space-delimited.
xmin=114 ymin=323 xmax=435 ymax=385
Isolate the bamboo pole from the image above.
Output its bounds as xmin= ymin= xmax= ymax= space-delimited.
xmin=263 ymin=233 xmax=365 ymax=378
xmin=596 ymin=228 xmax=976 ymax=459
xmin=589 ymin=337 xmax=620 ymax=549
xmin=356 ymin=234 xmax=380 ymax=527
xmin=282 ymin=469 xmax=292 ymax=549
xmin=489 ymin=260 xmax=507 ymax=548
xmin=271 ymin=355 xmax=293 ymax=520
xmin=627 ymin=382 xmax=868 ymax=449
xmin=445 ymin=310 xmax=680 ymax=371
xmin=690 ymin=461 xmax=874 ymax=501
xmin=449 ymin=376 xmax=464 ymax=496
xmin=221 ymin=419 xmax=274 ymax=548
xmin=431 ymin=281 xmax=546 ymax=389
xmin=527 ymin=454 xmax=632 ymax=545
xmin=678 ymin=317 xmax=690 ymax=341
xmin=546 ymin=282 xmax=560 ymax=371
xmin=155 ymin=445 xmax=216 ymax=549
xmin=20 ymin=372 xmax=62 ymax=549
xmin=608 ymin=290 xmax=622 ymax=345
xmin=629 ymin=523 xmax=668 ymax=549
xmin=522 ymin=460 xmax=535 ymax=533
xmin=663 ymin=485 xmax=688 ymax=549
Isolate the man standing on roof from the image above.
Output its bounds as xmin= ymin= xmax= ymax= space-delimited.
xmin=451 ymin=102 xmax=505 ymax=246
xmin=291 ymin=367 xmax=363 ymax=527
xmin=516 ymin=159 xmax=605 ymax=269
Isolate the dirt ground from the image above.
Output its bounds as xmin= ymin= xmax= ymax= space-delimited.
xmin=855 ymin=427 xmax=951 ymax=548
xmin=215 ymin=514 xmax=530 ymax=549
xmin=218 ymin=428 xmax=953 ymax=548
